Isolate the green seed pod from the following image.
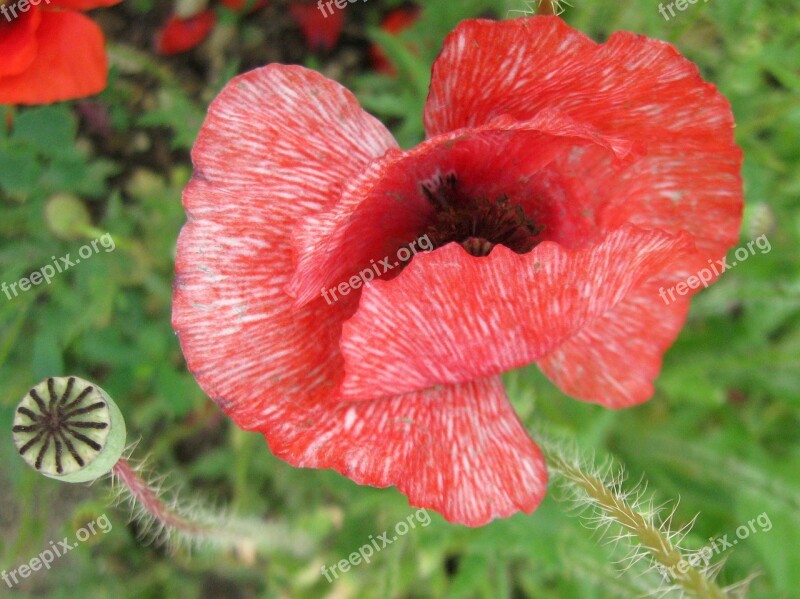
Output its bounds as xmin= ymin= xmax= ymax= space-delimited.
xmin=12 ymin=377 xmax=126 ymax=483
xmin=44 ymin=194 xmax=91 ymax=241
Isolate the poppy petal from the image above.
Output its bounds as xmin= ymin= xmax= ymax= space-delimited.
xmin=259 ymin=376 xmax=547 ymax=526
xmin=338 ymin=225 xmax=697 ymax=403
xmin=0 ymin=10 xmax=108 ymax=105
xmin=0 ymin=6 xmax=41 ymax=78
xmin=536 ymin=271 xmax=694 ymax=408
xmin=425 ymin=17 xmax=742 ymax=258
xmin=173 ymin=65 xmax=397 ymax=427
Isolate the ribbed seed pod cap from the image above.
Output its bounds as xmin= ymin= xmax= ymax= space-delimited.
xmin=12 ymin=377 xmax=126 ymax=483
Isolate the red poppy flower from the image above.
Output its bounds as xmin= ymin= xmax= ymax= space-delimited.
xmin=370 ymin=6 xmax=420 ymax=75
xmin=173 ymin=17 xmax=743 ymax=525
xmin=154 ymin=0 xmax=268 ymax=57
xmin=288 ymin=2 xmax=344 ymax=52
xmin=155 ymin=9 xmax=217 ymax=56
xmin=0 ymin=0 xmax=120 ymax=105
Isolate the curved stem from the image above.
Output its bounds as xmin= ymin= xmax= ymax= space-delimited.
xmin=544 ymin=446 xmax=729 ymax=599
xmin=111 ymin=458 xmax=206 ymax=536
xmin=110 ymin=457 xmax=312 ymax=556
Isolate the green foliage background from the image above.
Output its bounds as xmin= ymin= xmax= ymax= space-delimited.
xmin=0 ymin=0 xmax=797 ymax=597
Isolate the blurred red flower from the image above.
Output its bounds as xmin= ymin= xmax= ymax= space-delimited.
xmin=370 ymin=6 xmax=420 ymax=75
xmin=288 ymin=2 xmax=343 ymax=52
xmin=155 ymin=0 xmax=270 ymax=56
xmin=155 ymin=1 xmax=344 ymax=56
xmin=0 ymin=0 xmax=121 ymax=105
xmin=173 ymin=17 xmax=743 ymax=525
xmin=155 ymin=9 xmax=217 ymax=56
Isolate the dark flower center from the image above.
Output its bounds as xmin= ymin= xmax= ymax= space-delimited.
xmin=420 ymin=173 xmax=543 ymax=257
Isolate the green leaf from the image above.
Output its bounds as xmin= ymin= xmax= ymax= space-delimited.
xmin=0 ymin=142 xmax=43 ymax=195
xmin=12 ymin=105 xmax=77 ymax=155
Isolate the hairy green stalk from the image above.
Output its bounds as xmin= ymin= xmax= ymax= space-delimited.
xmin=543 ymin=442 xmax=732 ymax=598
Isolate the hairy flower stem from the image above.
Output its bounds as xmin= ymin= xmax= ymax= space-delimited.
xmin=544 ymin=446 xmax=728 ymax=599
xmin=110 ymin=457 xmax=312 ymax=556
xmin=12 ymin=378 xmax=311 ymax=558
xmin=111 ymin=458 xmax=206 ymax=536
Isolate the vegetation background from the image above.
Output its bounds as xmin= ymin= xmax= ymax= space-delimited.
xmin=0 ymin=0 xmax=797 ymax=597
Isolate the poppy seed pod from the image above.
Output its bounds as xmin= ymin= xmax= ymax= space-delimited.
xmin=12 ymin=377 xmax=127 ymax=483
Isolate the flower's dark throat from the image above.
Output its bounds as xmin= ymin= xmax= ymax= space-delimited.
xmin=420 ymin=173 xmax=544 ymax=257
